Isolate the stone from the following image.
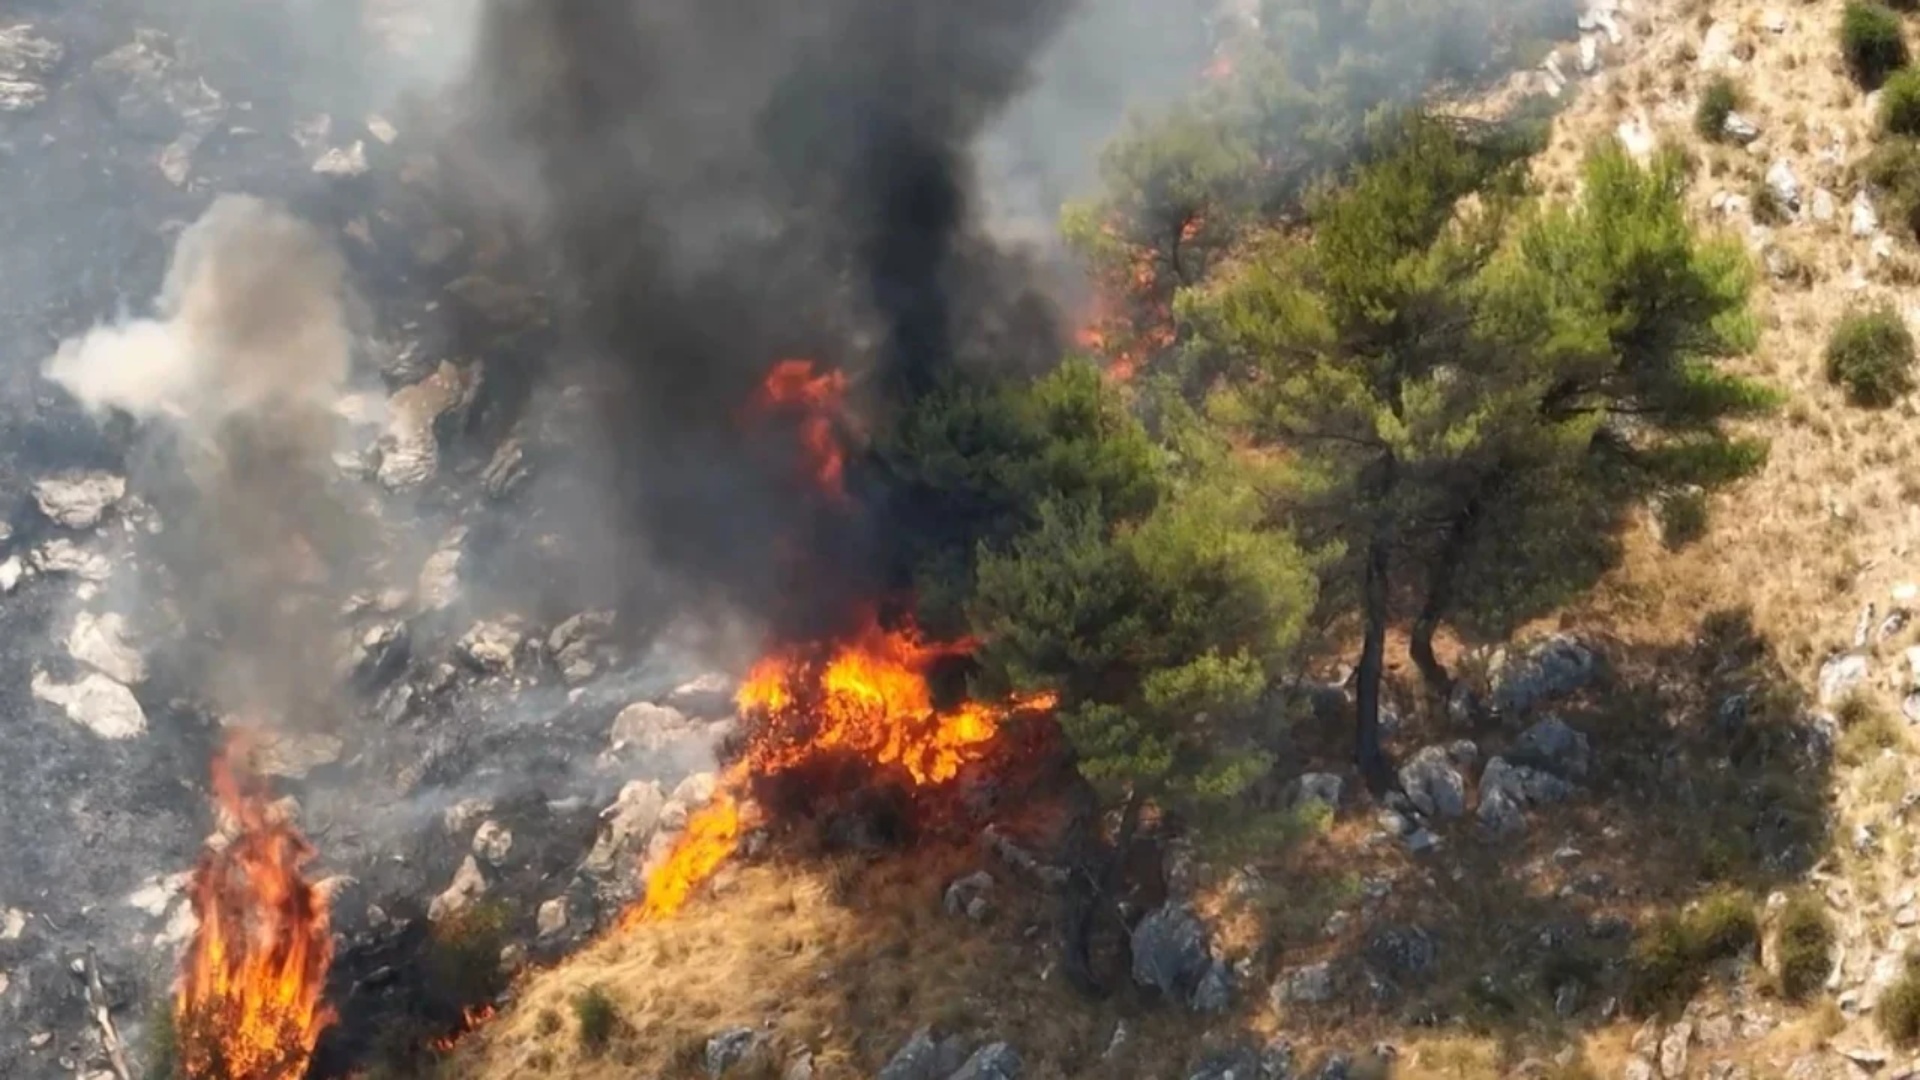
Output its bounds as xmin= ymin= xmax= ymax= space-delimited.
xmin=1490 ymin=635 xmax=1596 ymax=715
xmin=351 ymin=621 xmax=410 ymax=690
xmin=481 ymin=437 xmax=531 ymax=500
xmin=1477 ymin=757 xmax=1573 ymax=839
xmin=1854 ymin=191 xmax=1881 ymax=238
xmin=1722 ymin=112 xmax=1760 ymax=144
xmin=1131 ymin=902 xmax=1213 ymax=1004
xmin=68 ymin=611 xmax=144 ymax=685
xmin=586 ymin=780 xmax=666 ymax=873
xmin=1811 ymin=187 xmax=1837 ymax=223
xmin=443 ymin=798 xmax=495 ymax=836
xmin=784 ymin=1053 xmax=816 ymax=1080
xmin=4 ymin=908 xmax=28 ymax=940
xmin=1271 ymin=962 xmax=1335 ymax=1008
xmin=0 ymin=25 xmax=63 ymax=113
xmin=33 ymin=538 xmax=113 ymax=581
xmin=1399 ymin=744 xmax=1468 ymax=820
xmin=1188 ymin=1045 xmax=1263 ymax=1080
xmin=1699 ymin=22 xmax=1734 ymax=69
xmin=457 ymin=620 xmax=523 ymax=673
xmin=944 ymin=870 xmax=995 ymax=918
xmin=1365 ymin=925 xmax=1438 ymax=978
xmin=1261 ymin=1037 xmax=1296 ymax=1079
xmin=0 ymin=556 xmax=21 ymax=592
xmin=1819 ymin=652 xmax=1869 ymax=706
xmin=428 ymin=856 xmax=488 ymax=922
xmin=1514 ymin=717 xmax=1591 ymax=779
xmin=877 ymin=1027 xmax=965 ymax=1080
xmin=1291 ymin=772 xmax=1345 ymax=814
xmin=378 ymin=360 xmax=479 ymax=490
xmin=1405 ymin=828 xmax=1441 ymax=855
xmin=1763 ymin=245 xmax=1798 ymax=281
xmin=1580 ymin=35 xmax=1599 ymax=73
xmin=249 ymin=729 xmax=343 ymax=779
xmin=1616 ymin=114 xmax=1656 ymax=162
xmin=1624 ymin=1058 xmax=1656 ymax=1080
xmin=313 ymin=141 xmax=369 ymax=178
xmin=33 ymin=471 xmax=125 ymax=529
xmin=548 ymin=610 xmax=614 ymax=682
xmin=950 ymin=1043 xmax=1022 ymax=1080
xmin=705 ymin=1027 xmax=760 ymax=1077
xmin=1765 ymin=159 xmax=1801 ymax=212
xmin=666 ymin=672 xmax=738 ymax=718
xmin=93 ymin=31 xmax=224 ymax=142
xmin=418 ymin=533 xmax=465 ymax=611
xmin=1763 ymin=9 xmax=1787 ymax=32
xmin=1191 ymin=958 xmax=1236 ymax=1013
xmin=471 ymin=821 xmax=513 ymax=865
xmin=1660 ymin=1021 xmax=1692 ymax=1078
xmin=31 ymin=671 xmax=145 ymax=739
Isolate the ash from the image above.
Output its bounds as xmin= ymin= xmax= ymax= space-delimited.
xmin=0 ymin=3 xmax=744 ymax=1076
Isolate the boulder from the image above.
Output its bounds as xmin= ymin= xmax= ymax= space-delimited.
xmin=1765 ymin=159 xmax=1801 ymax=213
xmin=378 ymin=360 xmax=479 ymax=490
xmin=0 ymin=25 xmax=63 ymax=113
xmin=312 ymin=140 xmax=369 ymax=178
xmin=457 ymin=619 xmax=523 ymax=673
xmin=1723 ymin=112 xmax=1760 ymax=144
xmin=417 ymin=531 xmax=465 ymax=611
xmin=547 ymin=610 xmax=614 ymax=683
xmin=1191 ymin=959 xmax=1236 ymax=1014
xmin=949 ymin=1043 xmax=1022 ymax=1080
xmin=1811 ymin=187 xmax=1836 ymax=223
xmin=481 ymin=436 xmax=530 ymax=500
xmin=1290 ymin=772 xmax=1344 ymax=815
xmin=1818 ymin=652 xmax=1868 ymax=706
xmin=1659 ymin=1021 xmax=1692 ymax=1079
xmin=943 ymin=871 xmax=994 ymax=919
xmin=666 ymin=672 xmax=739 ymax=718
xmin=1187 ymin=1045 xmax=1263 ymax=1080
xmin=1131 ymin=902 xmax=1213 ymax=1004
xmin=1365 ymin=925 xmax=1437 ymax=979
xmin=586 ymin=780 xmax=666 ymax=873
xmin=705 ymin=1027 xmax=761 ymax=1078
xmin=471 ymin=820 xmax=513 ymax=866
xmin=1476 ymin=757 xmax=1573 ymax=837
xmin=536 ymin=898 xmax=568 ymax=937
xmin=428 ymin=856 xmax=489 ymax=922
xmin=31 ymin=671 xmax=145 ymax=739
xmin=33 ymin=471 xmax=125 ymax=530
xmin=1271 ymin=962 xmax=1335 ymax=1009
xmin=1853 ymin=191 xmax=1880 ymax=238
xmin=67 ymin=611 xmax=144 ymax=685
xmin=1490 ymin=635 xmax=1596 ymax=715
xmin=878 ymin=1027 xmax=967 ymax=1080
xmin=1398 ymin=745 xmax=1469 ymax=819
xmin=1513 ymin=717 xmax=1591 ymax=779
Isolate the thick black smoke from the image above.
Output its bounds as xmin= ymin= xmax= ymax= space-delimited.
xmin=467 ymin=0 xmax=1080 ymax=638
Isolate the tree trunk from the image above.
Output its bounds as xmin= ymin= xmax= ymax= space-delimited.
xmin=1411 ymin=491 xmax=1485 ymax=703
xmin=1355 ymin=527 xmax=1398 ymax=796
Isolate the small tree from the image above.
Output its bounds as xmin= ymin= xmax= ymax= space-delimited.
xmin=1826 ymin=305 xmax=1916 ymax=406
xmin=1842 ymin=1 xmax=1909 ymax=89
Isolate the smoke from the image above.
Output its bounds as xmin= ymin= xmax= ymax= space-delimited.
xmin=460 ymin=0 xmax=1097 ymax=639
xmin=45 ymin=195 xmax=377 ymax=735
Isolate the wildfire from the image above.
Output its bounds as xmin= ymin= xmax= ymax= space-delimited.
xmin=429 ymin=1004 xmax=498 ymax=1054
xmin=624 ymin=613 xmax=1056 ymax=925
xmin=175 ymin=733 xmax=334 ymax=1080
xmin=748 ymin=358 xmax=852 ymax=498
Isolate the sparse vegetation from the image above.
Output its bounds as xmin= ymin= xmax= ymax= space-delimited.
xmin=572 ymin=986 xmax=617 ymax=1053
xmin=1773 ymin=891 xmax=1836 ymax=1001
xmin=1628 ymin=890 xmax=1759 ymax=1014
xmin=1864 ymin=138 xmax=1920 ymax=237
xmin=1841 ymin=1 xmax=1910 ymax=89
xmin=1751 ymin=178 xmax=1788 ymax=224
xmin=1825 ymin=305 xmax=1916 ymax=407
xmin=1658 ymin=489 xmax=1710 ymax=549
xmin=427 ymin=900 xmax=514 ymax=1008
xmin=1880 ymin=954 xmax=1920 ymax=1045
xmin=1695 ymin=75 xmax=1741 ymax=140
xmin=1884 ymin=68 xmax=1920 ymax=134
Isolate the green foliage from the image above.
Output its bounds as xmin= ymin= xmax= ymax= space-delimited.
xmin=1657 ymin=488 xmax=1710 ymax=549
xmin=573 ymin=986 xmax=617 ymax=1053
xmin=144 ymin=1006 xmax=182 ymax=1080
xmin=1825 ymin=305 xmax=1916 ymax=406
xmin=1842 ymin=1 xmax=1909 ymax=89
xmin=1836 ymin=692 xmax=1905 ymax=763
xmin=1627 ymin=890 xmax=1759 ymax=1014
xmin=1774 ymin=892 xmax=1835 ymax=1001
xmin=1885 ymin=68 xmax=1920 ymax=134
xmin=1883 ymin=955 xmax=1920 ymax=1045
xmin=426 ymin=900 xmax=512 ymax=1006
xmin=1864 ymin=139 xmax=1920 ymax=238
xmin=1695 ymin=76 xmax=1741 ymax=141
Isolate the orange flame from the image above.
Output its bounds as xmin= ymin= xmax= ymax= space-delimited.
xmin=429 ymin=1004 xmax=498 ymax=1053
xmin=623 ymin=613 xmax=1056 ymax=925
xmin=175 ymin=733 xmax=334 ymax=1080
xmin=749 ymin=358 xmax=851 ymax=499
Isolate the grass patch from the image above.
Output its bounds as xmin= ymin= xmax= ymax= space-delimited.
xmin=1836 ymin=692 xmax=1905 ymax=764
xmin=1881 ymin=954 xmax=1920 ymax=1045
xmin=1885 ymin=68 xmax=1920 ymax=135
xmin=1773 ymin=891 xmax=1835 ymax=1001
xmin=1658 ymin=489 xmax=1710 ymax=549
xmin=1627 ymin=889 xmax=1759 ymax=1014
xmin=1864 ymin=139 xmax=1920 ymax=239
xmin=1695 ymin=76 xmax=1741 ymax=141
xmin=1842 ymin=0 xmax=1910 ymax=89
xmin=573 ymin=986 xmax=617 ymax=1054
xmin=1826 ymin=305 xmax=1916 ymax=408
xmin=1751 ymin=178 xmax=1788 ymax=225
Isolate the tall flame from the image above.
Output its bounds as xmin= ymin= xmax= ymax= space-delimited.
xmin=175 ymin=733 xmax=334 ymax=1080
xmin=749 ymin=358 xmax=851 ymax=498
xmin=624 ymin=612 xmax=1056 ymax=926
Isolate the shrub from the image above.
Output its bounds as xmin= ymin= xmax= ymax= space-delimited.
xmin=1826 ymin=305 xmax=1916 ymax=407
xmin=573 ymin=986 xmax=617 ymax=1053
xmin=1695 ymin=76 xmax=1741 ymax=141
xmin=1882 ymin=955 xmax=1920 ymax=1045
xmin=1865 ymin=139 xmax=1920 ymax=238
xmin=1627 ymin=890 xmax=1758 ymax=1014
xmin=1657 ymin=488 xmax=1709 ymax=549
xmin=426 ymin=900 xmax=512 ymax=1006
xmin=1886 ymin=68 xmax=1920 ymax=134
xmin=143 ymin=1006 xmax=181 ymax=1080
xmin=1774 ymin=891 xmax=1835 ymax=1001
xmin=1749 ymin=178 xmax=1787 ymax=225
xmin=1842 ymin=1 xmax=1910 ymax=88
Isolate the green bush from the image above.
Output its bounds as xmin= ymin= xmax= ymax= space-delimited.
xmin=1774 ymin=892 xmax=1835 ymax=1001
xmin=1657 ymin=489 xmax=1709 ymax=549
xmin=573 ymin=986 xmax=617 ymax=1053
xmin=1882 ymin=955 xmax=1920 ymax=1044
xmin=143 ymin=1006 xmax=181 ymax=1080
xmin=1627 ymin=890 xmax=1759 ymax=1014
xmin=1864 ymin=139 xmax=1920 ymax=238
xmin=1825 ymin=305 xmax=1917 ymax=407
xmin=1843 ymin=1 xmax=1910 ymax=88
xmin=1695 ymin=76 xmax=1741 ymax=141
xmin=426 ymin=900 xmax=513 ymax=1006
xmin=1884 ymin=68 xmax=1920 ymax=134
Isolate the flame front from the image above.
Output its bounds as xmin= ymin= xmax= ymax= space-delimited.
xmin=749 ymin=358 xmax=851 ymax=498
xmin=625 ymin=613 xmax=1056 ymax=925
xmin=175 ymin=734 xmax=334 ymax=1080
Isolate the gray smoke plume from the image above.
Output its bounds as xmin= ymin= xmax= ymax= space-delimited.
xmin=45 ymin=195 xmax=377 ymax=735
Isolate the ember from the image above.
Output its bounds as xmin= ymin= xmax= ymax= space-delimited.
xmin=175 ymin=733 xmax=334 ymax=1080
xmin=748 ymin=358 xmax=853 ymax=499
xmin=429 ymin=1004 xmax=498 ymax=1054
xmin=625 ymin=613 xmax=1055 ymax=925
